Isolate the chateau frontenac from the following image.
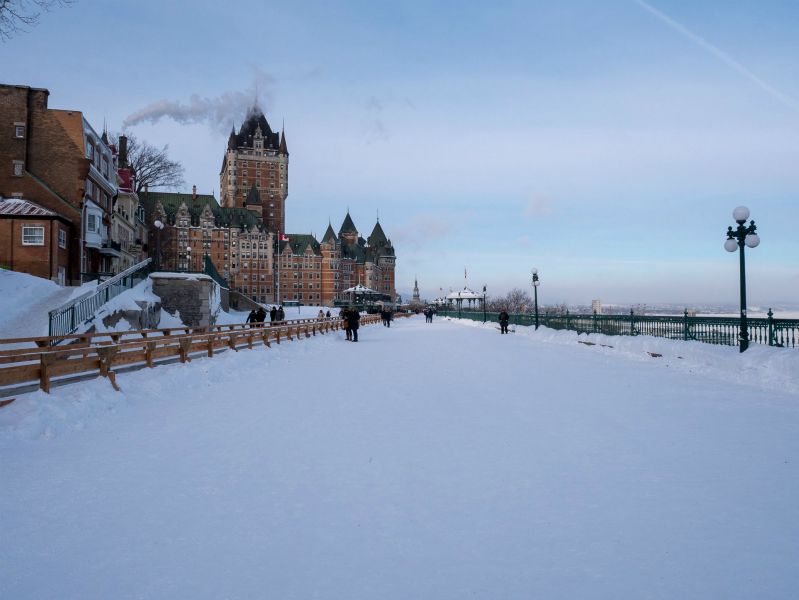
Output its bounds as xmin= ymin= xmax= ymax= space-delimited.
xmin=141 ymin=106 xmax=396 ymax=306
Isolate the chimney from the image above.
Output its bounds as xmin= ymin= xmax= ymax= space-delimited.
xmin=192 ymin=185 xmax=197 ymax=199
xmin=119 ymin=135 xmax=128 ymax=168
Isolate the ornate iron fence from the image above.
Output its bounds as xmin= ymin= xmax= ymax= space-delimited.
xmin=437 ymin=309 xmax=799 ymax=348
xmin=48 ymin=258 xmax=153 ymax=339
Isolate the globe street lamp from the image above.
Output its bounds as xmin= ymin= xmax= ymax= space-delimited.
xmin=531 ymin=268 xmax=540 ymax=330
xmin=185 ymin=245 xmax=192 ymax=273
xmin=724 ymin=206 xmax=760 ymax=352
xmin=153 ymin=219 xmax=164 ymax=271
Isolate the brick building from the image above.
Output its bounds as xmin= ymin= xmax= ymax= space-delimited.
xmin=0 ymin=84 xmax=118 ymax=283
xmin=144 ymin=102 xmax=396 ymax=306
xmin=0 ymin=198 xmax=71 ymax=284
xmin=219 ymin=108 xmax=288 ymax=233
xmin=141 ymin=189 xmax=276 ymax=303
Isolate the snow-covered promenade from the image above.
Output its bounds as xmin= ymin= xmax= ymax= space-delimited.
xmin=2 ymin=316 xmax=799 ymax=599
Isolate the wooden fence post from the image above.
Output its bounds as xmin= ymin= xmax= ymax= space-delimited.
xmin=39 ymin=353 xmax=54 ymax=393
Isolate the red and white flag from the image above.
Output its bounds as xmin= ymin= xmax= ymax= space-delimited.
xmin=279 ymin=232 xmax=290 ymax=242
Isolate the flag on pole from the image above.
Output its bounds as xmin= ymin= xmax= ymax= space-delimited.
xmin=279 ymin=232 xmax=290 ymax=242
xmin=464 ymin=267 xmax=467 ymax=281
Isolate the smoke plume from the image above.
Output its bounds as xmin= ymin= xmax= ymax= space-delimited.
xmin=123 ymin=70 xmax=276 ymax=132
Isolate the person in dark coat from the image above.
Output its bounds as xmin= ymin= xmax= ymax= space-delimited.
xmin=270 ymin=306 xmax=277 ymax=322
xmin=341 ymin=308 xmax=352 ymax=340
xmin=499 ymin=310 xmax=510 ymax=334
xmin=277 ymin=306 xmax=285 ymax=321
xmin=326 ymin=310 xmax=331 ymax=318
xmin=347 ymin=307 xmax=361 ymax=342
xmin=246 ymin=309 xmax=257 ymax=325
xmin=256 ymin=307 xmax=267 ymax=326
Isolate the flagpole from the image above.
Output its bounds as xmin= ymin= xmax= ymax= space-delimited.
xmin=276 ymin=231 xmax=280 ymax=304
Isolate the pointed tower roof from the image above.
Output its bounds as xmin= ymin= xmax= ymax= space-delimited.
xmin=227 ymin=125 xmax=236 ymax=150
xmin=367 ymin=220 xmax=387 ymax=245
xmin=245 ymin=183 xmax=261 ymax=205
xmin=339 ymin=212 xmax=357 ymax=235
xmin=279 ymin=129 xmax=288 ymax=155
xmin=322 ymin=222 xmax=337 ymax=243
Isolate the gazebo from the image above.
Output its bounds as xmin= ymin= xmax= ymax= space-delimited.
xmin=342 ymin=284 xmax=383 ymax=311
xmin=446 ymin=287 xmax=485 ymax=317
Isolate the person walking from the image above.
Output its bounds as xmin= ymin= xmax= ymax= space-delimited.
xmin=326 ymin=310 xmax=331 ymax=318
xmin=277 ymin=305 xmax=285 ymax=322
xmin=246 ymin=309 xmax=257 ymax=325
xmin=499 ymin=310 xmax=510 ymax=334
xmin=256 ymin=306 xmax=266 ymax=326
xmin=347 ymin=307 xmax=361 ymax=342
xmin=317 ymin=309 xmax=325 ymax=321
xmin=270 ymin=306 xmax=277 ymax=323
xmin=386 ymin=309 xmax=393 ymax=328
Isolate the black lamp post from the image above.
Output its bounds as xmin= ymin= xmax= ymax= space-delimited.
xmin=724 ymin=205 xmax=760 ymax=353
xmin=482 ymin=284 xmax=487 ymax=323
xmin=531 ymin=268 xmax=540 ymax=330
xmin=153 ymin=219 xmax=164 ymax=271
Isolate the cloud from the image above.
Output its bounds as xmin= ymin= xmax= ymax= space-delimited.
xmin=523 ymin=195 xmax=555 ymax=218
xmin=392 ymin=213 xmax=454 ymax=249
xmin=634 ymin=0 xmax=799 ymax=112
xmin=123 ymin=69 xmax=276 ymax=133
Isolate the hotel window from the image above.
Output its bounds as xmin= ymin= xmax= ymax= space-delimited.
xmin=59 ymin=229 xmax=67 ymax=249
xmin=14 ymin=124 xmax=25 ymax=138
xmin=87 ymin=214 xmax=98 ymax=232
xmin=12 ymin=160 xmax=23 ymax=176
xmin=22 ymin=225 xmax=45 ymax=245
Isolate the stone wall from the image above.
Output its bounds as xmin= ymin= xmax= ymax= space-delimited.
xmin=151 ymin=273 xmax=219 ymax=327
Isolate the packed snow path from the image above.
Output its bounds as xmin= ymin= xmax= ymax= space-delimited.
xmin=2 ymin=317 xmax=798 ymax=599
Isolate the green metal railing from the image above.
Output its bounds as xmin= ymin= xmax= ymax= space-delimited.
xmin=48 ymin=258 xmax=153 ymax=339
xmin=203 ymin=254 xmax=229 ymax=290
xmin=437 ymin=309 xmax=799 ymax=348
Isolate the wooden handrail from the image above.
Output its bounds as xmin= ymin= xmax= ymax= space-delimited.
xmin=0 ymin=313 xmax=412 ymax=400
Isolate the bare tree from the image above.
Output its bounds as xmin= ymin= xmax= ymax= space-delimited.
xmin=0 ymin=0 xmax=73 ymax=41
xmin=487 ymin=288 xmax=533 ymax=313
xmin=112 ymin=132 xmax=185 ymax=195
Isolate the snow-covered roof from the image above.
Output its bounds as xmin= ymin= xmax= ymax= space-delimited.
xmin=343 ymin=284 xmax=378 ymax=294
xmin=0 ymin=198 xmax=58 ymax=217
xmin=446 ymin=287 xmax=483 ymax=300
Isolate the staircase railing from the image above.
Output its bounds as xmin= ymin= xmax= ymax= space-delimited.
xmin=48 ymin=258 xmax=153 ymax=339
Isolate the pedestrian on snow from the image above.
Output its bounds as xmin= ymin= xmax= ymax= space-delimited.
xmin=318 ymin=309 xmax=325 ymax=321
xmin=499 ymin=310 xmax=510 ymax=334
xmin=277 ymin=306 xmax=285 ymax=321
xmin=341 ymin=307 xmax=352 ymax=340
xmin=256 ymin=307 xmax=266 ymax=325
xmin=326 ymin=310 xmax=331 ymax=318
xmin=270 ymin=306 xmax=277 ymax=322
xmin=347 ymin=307 xmax=361 ymax=342
xmin=246 ymin=309 xmax=257 ymax=324
xmin=387 ymin=310 xmax=393 ymax=327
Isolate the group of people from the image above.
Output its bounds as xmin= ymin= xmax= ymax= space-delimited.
xmin=380 ymin=308 xmax=394 ymax=327
xmin=339 ymin=307 xmax=361 ymax=342
xmin=246 ymin=305 xmax=286 ymax=326
xmin=423 ymin=307 xmax=435 ymax=323
xmin=317 ymin=309 xmax=332 ymax=320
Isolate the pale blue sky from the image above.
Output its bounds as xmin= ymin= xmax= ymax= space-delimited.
xmin=3 ymin=0 xmax=798 ymax=305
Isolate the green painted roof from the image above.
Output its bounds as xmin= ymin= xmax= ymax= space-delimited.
xmin=279 ymin=233 xmax=321 ymax=256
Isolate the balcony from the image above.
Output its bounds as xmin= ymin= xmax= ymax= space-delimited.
xmin=98 ymin=240 xmax=123 ymax=257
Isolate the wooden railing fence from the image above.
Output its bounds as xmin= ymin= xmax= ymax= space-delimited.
xmin=0 ymin=314 xmax=408 ymax=400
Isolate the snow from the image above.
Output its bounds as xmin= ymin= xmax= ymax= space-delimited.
xmin=0 ymin=269 xmax=69 ymax=339
xmin=1 ymin=316 xmax=798 ymax=599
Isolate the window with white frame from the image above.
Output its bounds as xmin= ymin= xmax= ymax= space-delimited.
xmin=12 ymin=161 xmax=23 ymax=177
xmin=59 ymin=228 xmax=67 ymax=249
xmin=14 ymin=124 xmax=25 ymax=138
xmin=87 ymin=214 xmax=98 ymax=232
xmin=22 ymin=225 xmax=45 ymax=245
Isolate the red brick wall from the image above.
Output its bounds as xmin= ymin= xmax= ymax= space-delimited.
xmin=0 ymin=217 xmax=70 ymax=281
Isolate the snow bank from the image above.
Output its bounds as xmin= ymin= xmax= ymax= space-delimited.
xmin=446 ymin=317 xmax=799 ymax=395
xmin=0 ymin=269 xmax=63 ymax=337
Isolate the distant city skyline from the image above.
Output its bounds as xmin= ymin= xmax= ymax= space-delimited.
xmin=3 ymin=0 xmax=797 ymax=304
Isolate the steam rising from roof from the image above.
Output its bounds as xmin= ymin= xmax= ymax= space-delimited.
xmin=123 ymin=70 xmax=275 ymax=132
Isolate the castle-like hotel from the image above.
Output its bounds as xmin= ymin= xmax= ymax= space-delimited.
xmin=142 ymin=107 xmax=396 ymax=305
